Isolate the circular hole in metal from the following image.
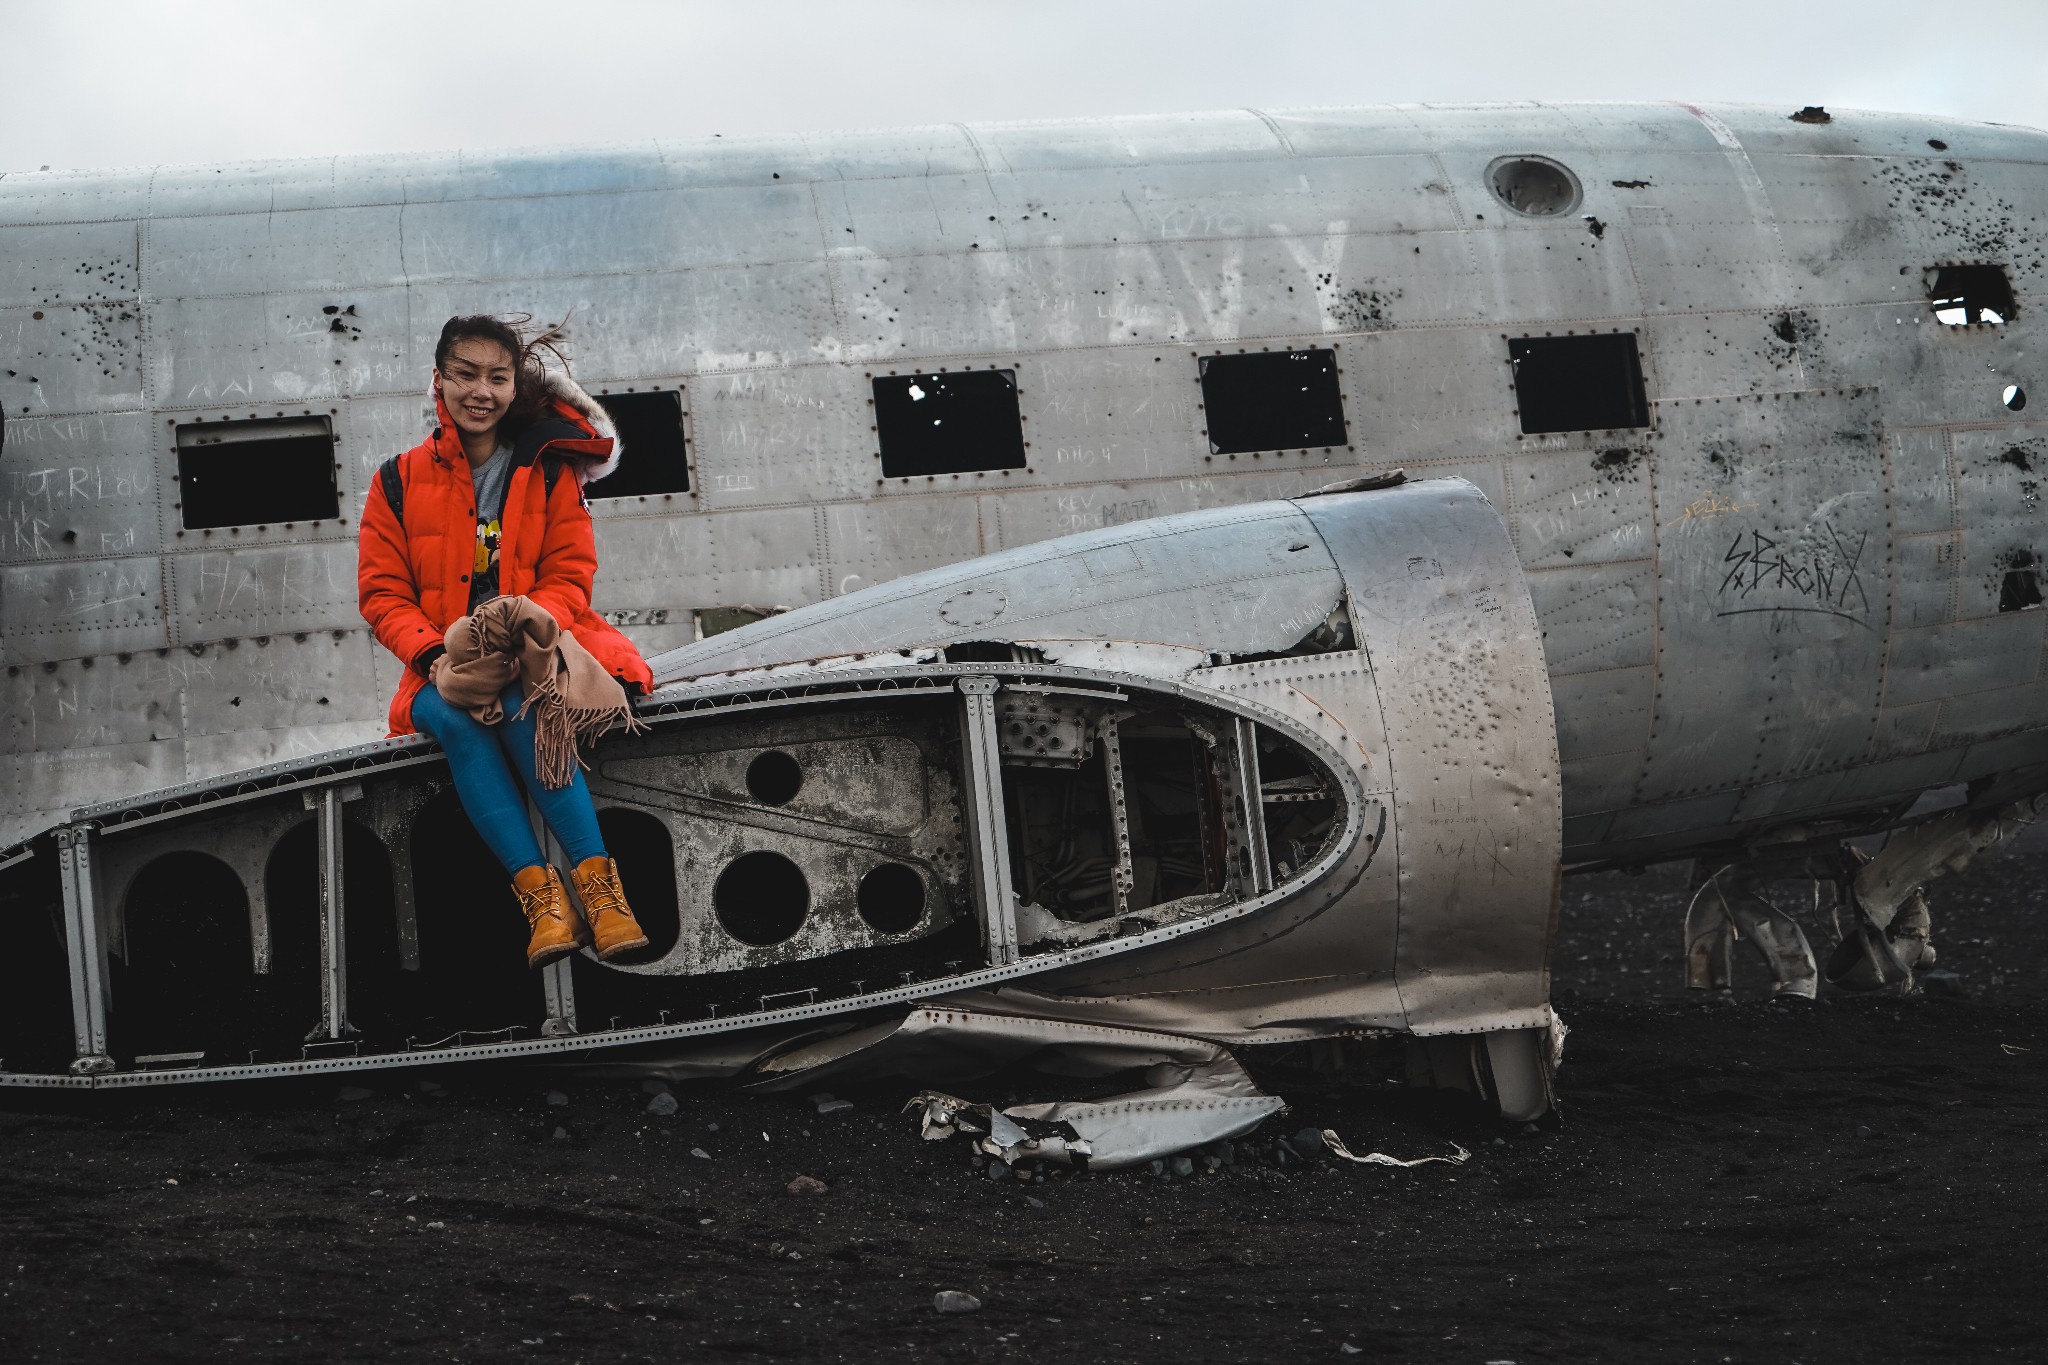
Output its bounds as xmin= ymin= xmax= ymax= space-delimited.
xmin=2004 ymin=383 xmax=2028 ymax=412
xmin=714 ymin=851 xmax=809 ymax=946
xmin=1485 ymin=156 xmax=1582 ymax=217
xmin=857 ymin=862 xmax=926 ymax=935
xmin=745 ymin=749 xmax=803 ymax=805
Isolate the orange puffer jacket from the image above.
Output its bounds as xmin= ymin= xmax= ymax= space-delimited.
xmin=357 ymin=378 xmax=653 ymax=736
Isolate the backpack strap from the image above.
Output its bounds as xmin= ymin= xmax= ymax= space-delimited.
xmin=376 ymin=455 xmax=405 ymax=524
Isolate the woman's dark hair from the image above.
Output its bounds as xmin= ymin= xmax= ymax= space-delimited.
xmin=433 ymin=313 xmax=572 ymax=430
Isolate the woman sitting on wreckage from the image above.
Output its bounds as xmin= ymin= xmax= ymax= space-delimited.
xmin=358 ymin=314 xmax=655 ymax=967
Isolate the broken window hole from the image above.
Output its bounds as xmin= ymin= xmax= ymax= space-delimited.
xmin=1928 ymin=265 xmax=2016 ymax=326
xmin=697 ymin=607 xmax=781 ymax=639
xmin=1485 ymin=156 xmax=1582 ymax=217
xmin=1229 ymin=602 xmax=1355 ymax=664
xmin=745 ymin=750 xmax=803 ymax=806
xmin=1790 ymin=106 xmax=1832 ymax=124
xmin=943 ymin=640 xmax=1038 ymax=665
xmin=2005 ymin=384 xmax=2028 ymax=412
xmin=714 ymin=851 xmax=809 ymax=946
xmin=588 ymin=390 xmax=689 ymax=499
xmin=874 ymin=370 xmax=1026 ymax=478
xmin=175 ymin=417 xmax=339 ymax=530
xmin=1198 ymin=349 xmax=1346 ymax=455
xmin=2000 ymin=552 xmax=2043 ymax=612
xmin=1508 ymin=334 xmax=1650 ymax=435
xmin=856 ymin=862 xmax=926 ymax=935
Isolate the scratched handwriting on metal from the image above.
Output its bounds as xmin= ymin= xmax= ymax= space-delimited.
xmin=63 ymin=568 xmax=152 ymax=617
xmin=1051 ymin=490 xmax=1162 ymax=535
xmin=1663 ymin=492 xmax=1756 ymax=528
xmin=1717 ymin=525 xmax=1870 ymax=624
xmin=194 ymin=555 xmax=330 ymax=613
xmin=1100 ymin=499 xmax=1158 ymax=528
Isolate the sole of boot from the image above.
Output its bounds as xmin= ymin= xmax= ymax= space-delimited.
xmin=528 ymin=939 xmax=581 ymax=969
xmin=595 ymin=933 xmax=650 ymax=961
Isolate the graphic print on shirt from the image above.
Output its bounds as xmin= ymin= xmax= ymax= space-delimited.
xmin=472 ymin=514 xmax=502 ymax=606
xmin=467 ymin=444 xmax=515 ymax=612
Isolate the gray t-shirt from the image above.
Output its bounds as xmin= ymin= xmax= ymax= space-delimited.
xmin=468 ymin=444 xmax=515 ymax=612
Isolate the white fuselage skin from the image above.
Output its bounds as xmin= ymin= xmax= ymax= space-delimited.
xmin=1 ymin=102 xmax=2044 ymax=864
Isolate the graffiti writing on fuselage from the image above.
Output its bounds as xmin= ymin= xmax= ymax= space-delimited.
xmin=1717 ymin=525 xmax=1871 ymax=625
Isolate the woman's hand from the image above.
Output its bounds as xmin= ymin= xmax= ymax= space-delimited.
xmin=428 ymin=654 xmax=450 ymax=690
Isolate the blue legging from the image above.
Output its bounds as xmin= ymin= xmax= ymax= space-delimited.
xmin=411 ymin=683 xmax=607 ymax=876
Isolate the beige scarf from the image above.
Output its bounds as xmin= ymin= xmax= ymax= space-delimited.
xmin=438 ymin=595 xmax=646 ymax=789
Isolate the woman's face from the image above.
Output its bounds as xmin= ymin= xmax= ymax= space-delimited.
xmin=434 ymin=337 xmax=517 ymax=438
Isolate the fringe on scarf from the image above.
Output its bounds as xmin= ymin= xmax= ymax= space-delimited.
xmin=516 ymin=676 xmax=649 ymax=790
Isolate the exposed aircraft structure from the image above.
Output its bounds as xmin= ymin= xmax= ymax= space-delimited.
xmin=1 ymin=102 xmax=2044 ymax=1101
xmin=0 ymin=479 xmax=1562 ymax=1119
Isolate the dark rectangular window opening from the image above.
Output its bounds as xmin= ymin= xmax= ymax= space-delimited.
xmin=697 ymin=606 xmax=778 ymax=638
xmin=587 ymin=390 xmax=690 ymax=499
xmin=1198 ymin=349 xmax=1347 ymax=455
xmin=175 ymin=417 xmax=338 ymax=529
xmin=874 ymin=370 xmax=1026 ymax=478
xmin=2001 ymin=551 xmax=2043 ymax=612
xmin=1928 ymin=264 xmax=2016 ymax=326
xmin=1509 ymin=333 xmax=1650 ymax=435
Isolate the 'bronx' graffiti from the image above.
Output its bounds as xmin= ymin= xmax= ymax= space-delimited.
xmin=1717 ymin=525 xmax=1871 ymax=624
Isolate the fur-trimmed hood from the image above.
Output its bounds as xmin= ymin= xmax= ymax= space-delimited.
xmin=428 ymin=368 xmax=623 ymax=486
xmin=530 ymin=369 xmax=622 ymax=485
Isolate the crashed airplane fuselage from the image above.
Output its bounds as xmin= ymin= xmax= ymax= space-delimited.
xmin=1 ymin=102 xmax=2044 ymax=1102
xmin=1 ymin=478 xmax=1564 ymax=1116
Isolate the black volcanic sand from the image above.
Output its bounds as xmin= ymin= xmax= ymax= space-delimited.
xmin=4 ymin=853 xmax=2045 ymax=1364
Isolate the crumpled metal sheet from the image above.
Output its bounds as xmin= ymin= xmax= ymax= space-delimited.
xmin=908 ymin=1091 xmax=1095 ymax=1168
xmin=995 ymin=1058 xmax=1281 ymax=1171
xmin=901 ymin=1065 xmax=1282 ymax=1173
xmin=582 ymin=1005 xmax=1287 ymax=1170
xmin=1854 ymin=793 xmax=2048 ymax=929
xmin=754 ymin=1008 xmax=1285 ymax=1170
xmin=1683 ymin=865 xmax=1819 ymax=998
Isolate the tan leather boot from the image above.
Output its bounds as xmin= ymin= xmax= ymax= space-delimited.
xmin=571 ymin=856 xmax=649 ymax=960
xmin=512 ymin=864 xmax=589 ymax=968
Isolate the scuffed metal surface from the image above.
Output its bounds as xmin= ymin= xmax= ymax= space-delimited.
xmin=1300 ymin=482 xmax=1562 ymax=1035
xmin=2 ymin=104 xmax=2047 ymax=872
xmin=8 ymin=99 xmax=2048 ymax=1100
xmin=0 ymin=479 xmax=1567 ymax=1143
xmin=0 ymin=482 xmax=1566 ymax=1090
xmin=919 ymin=480 xmax=1561 ymax=1044
xmin=647 ymin=503 xmax=1347 ymax=683
xmin=593 ymin=710 xmax=967 ymax=977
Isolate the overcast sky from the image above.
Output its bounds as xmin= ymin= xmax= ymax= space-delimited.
xmin=3 ymin=0 xmax=2044 ymax=172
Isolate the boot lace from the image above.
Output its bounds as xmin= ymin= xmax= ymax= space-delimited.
xmin=516 ymin=874 xmax=563 ymax=929
xmin=578 ymin=862 xmax=631 ymax=920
